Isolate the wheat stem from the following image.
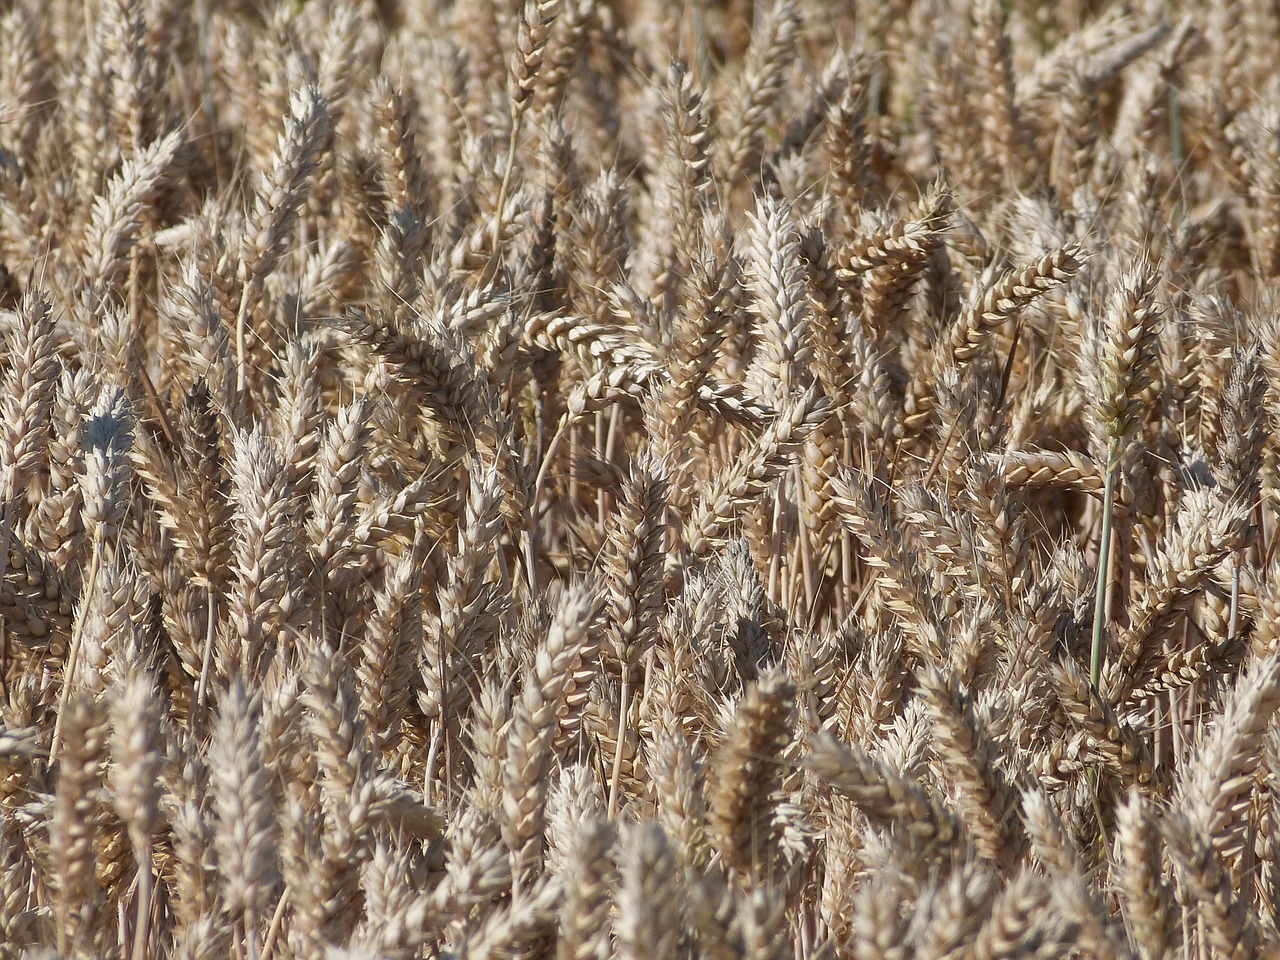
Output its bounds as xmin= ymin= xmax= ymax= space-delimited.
xmin=51 ymin=543 xmax=102 ymax=762
xmin=608 ymin=676 xmax=630 ymax=819
xmin=1091 ymin=435 xmax=1121 ymax=691
xmin=130 ymin=838 xmax=153 ymax=960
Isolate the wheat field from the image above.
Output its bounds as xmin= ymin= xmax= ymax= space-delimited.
xmin=2 ymin=0 xmax=1280 ymax=957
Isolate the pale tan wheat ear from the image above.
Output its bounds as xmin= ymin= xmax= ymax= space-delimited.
xmin=209 ymin=679 xmax=276 ymax=960
xmin=235 ymin=83 xmax=331 ymax=398
xmin=716 ymin=0 xmax=801 ymax=189
xmin=708 ymin=668 xmax=795 ymax=885
xmin=916 ymin=666 xmax=1024 ymax=869
xmin=616 ymin=821 xmax=680 ymax=960
xmin=500 ymin=585 xmax=595 ymax=879
xmin=1116 ymin=788 xmax=1176 ymax=960
xmin=48 ymin=691 xmax=109 ymax=955
xmin=807 ymin=729 xmax=965 ymax=869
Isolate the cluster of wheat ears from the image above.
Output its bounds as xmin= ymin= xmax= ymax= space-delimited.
xmin=6 ymin=0 xmax=1280 ymax=957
